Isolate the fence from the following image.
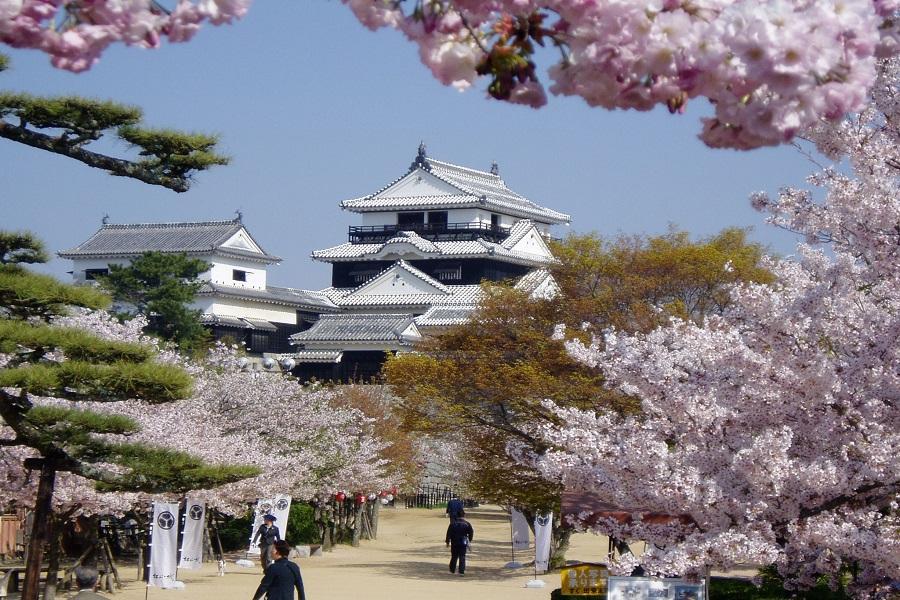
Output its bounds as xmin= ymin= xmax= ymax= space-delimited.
xmin=404 ymin=484 xmax=478 ymax=510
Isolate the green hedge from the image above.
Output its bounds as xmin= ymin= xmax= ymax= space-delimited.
xmin=215 ymin=502 xmax=320 ymax=551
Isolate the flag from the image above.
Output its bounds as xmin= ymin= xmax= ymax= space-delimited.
xmin=272 ymin=495 xmax=291 ymax=535
xmin=179 ymin=499 xmax=205 ymax=569
xmin=247 ymin=498 xmax=273 ymax=555
xmin=510 ymin=508 xmax=530 ymax=550
xmin=534 ymin=511 xmax=553 ymax=573
xmin=247 ymin=495 xmax=290 ymax=555
xmin=149 ymin=501 xmax=179 ymax=588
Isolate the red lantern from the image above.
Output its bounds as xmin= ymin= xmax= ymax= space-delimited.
xmin=355 ymin=493 xmax=365 ymax=505
xmin=335 ymin=491 xmax=346 ymax=502
xmin=379 ymin=490 xmax=388 ymax=498
xmin=390 ymin=485 xmax=398 ymax=495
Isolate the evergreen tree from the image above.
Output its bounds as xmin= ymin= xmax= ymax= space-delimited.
xmin=0 ymin=231 xmax=257 ymax=600
xmin=100 ymin=252 xmax=211 ymax=352
xmin=0 ymin=55 xmax=228 ymax=192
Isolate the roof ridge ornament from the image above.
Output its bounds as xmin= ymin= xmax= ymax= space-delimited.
xmin=101 ymin=214 xmax=110 ymax=225
xmin=234 ymin=209 xmax=243 ymax=223
xmin=410 ymin=141 xmax=431 ymax=172
xmin=490 ymin=161 xmax=499 ymax=176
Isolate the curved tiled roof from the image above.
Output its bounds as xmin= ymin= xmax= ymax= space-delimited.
xmin=290 ymin=313 xmax=418 ymax=343
xmin=59 ymin=219 xmax=281 ymax=263
xmin=312 ymin=237 xmax=554 ymax=267
xmin=198 ymin=282 xmax=338 ymax=311
xmin=340 ymin=156 xmax=570 ymax=225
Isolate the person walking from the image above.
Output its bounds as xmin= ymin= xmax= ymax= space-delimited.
xmin=251 ymin=540 xmax=306 ymax=600
xmin=445 ymin=511 xmax=474 ymax=576
xmin=71 ymin=566 xmax=107 ymax=599
xmin=446 ymin=495 xmax=464 ymax=519
xmin=252 ymin=514 xmax=281 ymax=571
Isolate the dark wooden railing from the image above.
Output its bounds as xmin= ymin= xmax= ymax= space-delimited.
xmin=349 ymin=222 xmax=510 ymax=244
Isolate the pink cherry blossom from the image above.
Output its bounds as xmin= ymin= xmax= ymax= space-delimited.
xmin=526 ymin=57 xmax=900 ymax=596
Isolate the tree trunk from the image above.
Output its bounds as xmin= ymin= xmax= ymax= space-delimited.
xmin=549 ymin=522 xmax=572 ymax=570
xmin=351 ymin=505 xmax=361 ymax=547
xmin=22 ymin=460 xmax=56 ymax=600
xmin=41 ymin=514 xmax=60 ymax=600
xmin=371 ymin=501 xmax=380 ymax=540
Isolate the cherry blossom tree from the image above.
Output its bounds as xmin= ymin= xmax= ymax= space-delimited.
xmin=530 ymin=57 xmax=900 ymax=596
xmin=1 ymin=309 xmax=395 ymax=519
xmin=0 ymin=1 xmax=250 ymax=72
xmin=342 ymin=0 xmax=900 ymax=149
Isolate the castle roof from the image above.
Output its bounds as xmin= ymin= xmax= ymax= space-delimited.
xmin=313 ymin=220 xmax=555 ymax=267
xmin=340 ymin=147 xmax=570 ymax=225
xmin=59 ymin=218 xmax=280 ymax=263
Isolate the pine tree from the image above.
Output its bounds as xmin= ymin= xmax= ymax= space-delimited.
xmin=100 ymin=252 xmax=211 ymax=352
xmin=0 ymin=231 xmax=257 ymax=600
xmin=0 ymin=55 xmax=228 ymax=192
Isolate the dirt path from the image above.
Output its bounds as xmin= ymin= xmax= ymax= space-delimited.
xmin=111 ymin=504 xmax=610 ymax=600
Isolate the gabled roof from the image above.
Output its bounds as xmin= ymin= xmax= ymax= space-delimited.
xmin=198 ymin=282 xmax=339 ymax=311
xmin=312 ymin=221 xmax=555 ymax=267
xmin=290 ymin=313 xmax=421 ymax=344
xmin=414 ymin=305 xmax=478 ymax=328
xmin=340 ymin=148 xmax=570 ymax=225
xmin=59 ymin=218 xmax=281 ymax=263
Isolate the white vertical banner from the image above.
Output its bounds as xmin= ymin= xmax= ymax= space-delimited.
xmin=179 ymin=499 xmax=206 ymax=570
xmin=247 ymin=498 xmax=274 ymax=555
xmin=534 ymin=512 xmax=553 ymax=573
xmin=510 ymin=508 xmax=531 ymax=550
xmin=149 ymin=501 xmax=180 ymax=588
xmin=271 ymin=495 xmax=291 ymax=536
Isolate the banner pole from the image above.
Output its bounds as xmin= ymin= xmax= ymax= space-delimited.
xmin=144 ymin=504 xmax=153 ymax=600
xmin=509 ymin=509 xmax=515 ymax=563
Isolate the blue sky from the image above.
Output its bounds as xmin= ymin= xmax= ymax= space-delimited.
xmin=1 ymin=2 xmax=815 ymax=289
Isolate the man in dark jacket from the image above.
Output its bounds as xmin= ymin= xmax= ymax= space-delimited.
xmin=446 ymin=495 xmax=464 ymax=519
xmin=252 ymin=541 xmax=306 ymax=600
xmin=445 ymin=511 xmax=474 ymax=576
xmin=252 ymin=514 xmax=281 ymax=571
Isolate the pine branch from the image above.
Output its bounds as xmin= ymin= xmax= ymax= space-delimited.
xmin=0 ymin=120 xmax=194 ymax=192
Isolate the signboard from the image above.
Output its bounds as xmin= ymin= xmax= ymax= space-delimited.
xmin=608 ymin=576 xmax=705 ymax=600
xmin=560 ymin=563 xmax=609 ymax=596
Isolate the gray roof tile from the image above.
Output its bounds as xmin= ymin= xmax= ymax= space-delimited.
xmin=59 ymin=219 xmax=280 ymax=262
xmin=290 ymin=313 xmax=418 ymax=343
xmin=341 ymin=156 xmax=570 ymax=224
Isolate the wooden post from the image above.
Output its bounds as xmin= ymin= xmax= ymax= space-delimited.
xmin=351 ymin=505 xmax=361 ymax=548
xmin=21 ymin=459 xmax=56 ymax=600
xmin=40 ymin=514 xmax=59 ymax=600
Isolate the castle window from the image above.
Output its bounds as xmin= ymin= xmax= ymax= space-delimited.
xmin=232 ymin=269 xmax=248 ymax=282
xmin=84 ymin=268 xmax=109 ymax=281
xmin=398 ymin=212 xmax=425 ymax=226
xmin=427 ymin=211 xmax=448 ymax=225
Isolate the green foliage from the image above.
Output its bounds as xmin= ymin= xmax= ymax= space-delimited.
xmin=0 ymin=267 xmax=110 ymax=319
xmin=100 ymin=252 xmax=211 ymax=351
xmin=386 ymin=228 xmax=773 ymax=517
xmin=0 ymin=360 xmax=193 ymax=402
xmin=24 ymin=406 xmax=140 ymax=436
xmin=119 ymin=126 xmax=229 ymax=180
xmin=709 ymin=573 xmax=851 ymax=599
xmin=0 ymin=93 xmax=141 ymax=141
xmin=217 ymin=512 xmax=254 ymax=551
xmin=0 ymin=231 xmax=48 ymax=265
xmin=285 ymin=502 xmax=320 ymax=545
xmin=0 ymin=320 xmax=152 ymax=363
xmin=0 ymin=231 xmax=256 ymax=503
xmin=94 ymin=444 xmax=259 ymax=493
xmin=0 ymin=66 xmax=228 ymax=192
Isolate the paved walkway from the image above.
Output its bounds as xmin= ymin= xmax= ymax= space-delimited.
xmin=115 ymin=504 xmax=609 ymax=600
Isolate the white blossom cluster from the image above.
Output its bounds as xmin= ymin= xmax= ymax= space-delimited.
xmin=530 ymin=58 xmax=900 ymax=596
